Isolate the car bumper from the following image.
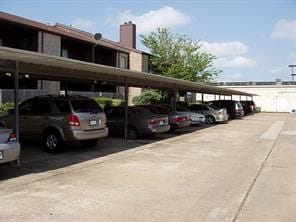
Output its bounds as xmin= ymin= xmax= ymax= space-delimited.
xmin=215 ymin=114 xmax=229 ymax=122
xmin=0 ymin=142 xmax=20 ymax=164
xmin=64 ymin=127 xmax=109 ymax=141
xmin=191 ymin=117 xmax=206 ymax=124
xmin=171 ymin=120 xmax=192 ymax=129
xmin=152 ymin=124 xmax=171 ymax=133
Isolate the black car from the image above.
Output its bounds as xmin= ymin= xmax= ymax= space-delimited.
xmin=207 ymin=100 xmax=244 ymax=119
xmin=240 ymin=100 xmax=256 ymax=114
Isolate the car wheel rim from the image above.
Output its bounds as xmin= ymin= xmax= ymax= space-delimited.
xmin=46 ymin=134 xmax=57 ymax=149
xmin=207 ymin=116 xmax=215 ymax=124
xmin=128 ymin=129 xmax=137 ymax=139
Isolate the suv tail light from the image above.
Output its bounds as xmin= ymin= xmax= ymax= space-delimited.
xmin=68 ymin=115 xmax=80 ymax=126
xmin=7 ymin=132 xmax=17 ymax=143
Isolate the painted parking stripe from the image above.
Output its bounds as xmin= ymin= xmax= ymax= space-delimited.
xmin=260 ymin=121 xmax=285 ymax=140
xmin=280 ymin=131 xmax=296 ymax=135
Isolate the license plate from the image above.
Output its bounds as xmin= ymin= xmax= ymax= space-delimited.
xmin=159 ymin=121 xmax=164 ymax=125
xmin=0 ymin=151 xmax=3 ymax=160
xmin=89 ymin=120 xmax=97 ymax=126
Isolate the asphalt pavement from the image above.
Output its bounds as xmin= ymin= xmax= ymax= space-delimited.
xmin=0 ymin=113 xmax=295 ymax=222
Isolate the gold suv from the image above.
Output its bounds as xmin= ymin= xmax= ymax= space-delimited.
xmin=0 ymin=95 xmax=108 ymax=152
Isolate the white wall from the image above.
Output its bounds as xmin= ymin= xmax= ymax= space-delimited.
xmin=221 ymin=86 xmax=296 ymax=113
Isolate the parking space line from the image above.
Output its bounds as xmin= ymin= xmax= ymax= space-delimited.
xmin=260 ymin=121 xmax=285 ymax=140
xmin=280 ymin=130 xmax=296 ymax=135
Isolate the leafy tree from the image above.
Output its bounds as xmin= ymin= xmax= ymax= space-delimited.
xmin=141 ymin=28 xmax=220 ymax=83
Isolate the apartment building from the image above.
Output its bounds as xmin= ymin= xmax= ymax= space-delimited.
xmin=0 ymin=11 xmax=151 ymax=102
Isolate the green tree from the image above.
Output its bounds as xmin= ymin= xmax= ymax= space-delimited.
xmin=141 ymin=28 xmax=220 ymax=83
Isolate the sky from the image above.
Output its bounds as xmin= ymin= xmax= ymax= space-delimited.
xmin=1 ymin=0 xmax=295 ymax=82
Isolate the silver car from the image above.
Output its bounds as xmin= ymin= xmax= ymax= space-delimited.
xmin=188 ymin=104 xmax=228 ymax=124
xmin=0 ymin=127 xmax=20 ymax=164
xmin=0 ymin=95 xmax=108 ymax=152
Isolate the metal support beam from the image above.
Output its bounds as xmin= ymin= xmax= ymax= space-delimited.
xmin=14 ymin=62 xmax=19 ymax=142
xmin=14 ymin=61 xmax=20 ymax=166
xmin=218 ymin=93 xmax=221 ymax=108
xmin=64 ymin=81 xmax=68 ymax=96
xmin=201 ymin=93 xmax=204 ymax=113
xmin=124 ymin=77 xmax=129 ymax=142
xmin=173 ymin=85 xmax=177 ymax=112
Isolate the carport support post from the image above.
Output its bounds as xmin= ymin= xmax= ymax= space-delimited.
xmin=14 ymin=61 xmax=20 ymax=166
xmin=173 ymin=85 xmax=177 ymax=112
xmin=218 ymin=93 xmax=221 ymax=108
xmin=201 ymin=93 xmax=204 ymax=113
xmin=124 ymin=77 xmax=128 ymax=142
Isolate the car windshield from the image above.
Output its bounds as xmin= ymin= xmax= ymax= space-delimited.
xmin=155 ymin=106 xmax=172 ymax=114
xmin=71 ymin=99 xmax=102 ymax=113
xmin=129 ymin=106 xmax=152 ymax=115
xmin=207 ymin=104 xmax=217 ymax=110
xmin=176 ymin=106 xmax=189 ymax=112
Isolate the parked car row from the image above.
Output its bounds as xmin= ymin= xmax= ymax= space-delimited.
xmin=0 ymin=95 xmax=256 ymax=159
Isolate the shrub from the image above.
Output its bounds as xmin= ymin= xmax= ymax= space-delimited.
xmin=94 ymin=97 xmax=125 ymax=108
xmin=94 ymin=97 xmax=112 ymax=109
xmin=133 ymin=90 xmax=162 ymax=105
xmin=0 ymin=102 xmax=14 ymax=114
xmin=111 ymin=99 xmax=125 ymax=106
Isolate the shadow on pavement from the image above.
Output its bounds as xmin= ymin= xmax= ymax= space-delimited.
xmin=0 ymin=124 xmax=214 ymax=181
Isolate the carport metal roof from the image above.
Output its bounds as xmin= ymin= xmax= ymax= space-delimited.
xmin=0 ymin=47 xmax=254 ymax=96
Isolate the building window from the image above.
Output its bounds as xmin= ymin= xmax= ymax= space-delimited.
xmin=119 ymin=53 xmax=128 ymax=69
xmin=61 ymin=48 xmax=68 ymax=58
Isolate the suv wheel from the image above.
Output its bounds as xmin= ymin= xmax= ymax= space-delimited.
xmin=80 ymin=139 xmax=98 ymax=148
xmin=127 ymin=126 xmax=139 ymax=139
xmin=43 ymin=130 xmax=63 ymax=153
xmin=206 ymin=115 xmax=215 ymax=124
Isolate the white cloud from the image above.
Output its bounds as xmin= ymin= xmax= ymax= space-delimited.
xmin=201 ymin=41 xmax=256 ymax=68
xmin=271 ymin=19 xmax=296 ymax=40
xmin=215 ymin=56 xmax=256 ymax=68
xmin=200 ymin=41 xmax=248 ymax=56
xmin=71 ymin=18 xmax=95 ymax=31
xmin=105 ymin=6 xmax=193 ymax=34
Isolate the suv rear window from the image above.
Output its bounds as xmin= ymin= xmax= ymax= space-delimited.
xmin=55 ymin=100 xmax=71 ymax=113
xmin=71 ymin=99 xmax=102 ymax=113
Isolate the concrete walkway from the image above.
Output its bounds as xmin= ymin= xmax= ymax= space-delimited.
xmin=0 ymin=113 xmax=295 ymax=222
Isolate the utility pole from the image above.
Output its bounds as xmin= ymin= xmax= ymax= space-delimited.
xmin=289 ymin=65 xmax=296 ymax=81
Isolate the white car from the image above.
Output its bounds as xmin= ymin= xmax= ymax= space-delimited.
xmin=0 ymin=127 xmax=20 ymax=164
xmin=163 ymin=105 xmax=206 ymax=125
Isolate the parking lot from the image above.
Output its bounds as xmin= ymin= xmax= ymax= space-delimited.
xmin=0 ymin=113 xmax=295 ymax=222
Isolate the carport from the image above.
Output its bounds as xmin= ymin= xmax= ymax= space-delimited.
xmin=0 ymin=46 xmax=254 ymax=160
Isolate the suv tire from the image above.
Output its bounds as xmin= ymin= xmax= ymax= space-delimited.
xmin=43 ymin=130 xmax=63 ymax=153
xmin=80 ymin=139 xmax=98 ymax=147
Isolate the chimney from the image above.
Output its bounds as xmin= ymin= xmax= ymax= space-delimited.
xmin=120 ymin=21 xmax=136 ymax=49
